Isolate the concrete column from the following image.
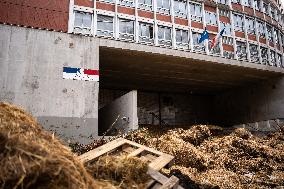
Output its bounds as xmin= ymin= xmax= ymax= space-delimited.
xmin=230 ymin=10 xmax=238 ymax=59
xmin=68 ymin=0 xmax=75 ymax=33
xmin=135 ymin=0 xmax=139 ymax=43
xmin=114 ymin=0 xmax=119 ymax=39
xmin=154 ymin=0 xmax=158 ymax=46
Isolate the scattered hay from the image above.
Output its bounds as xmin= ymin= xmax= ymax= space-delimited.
xmin=0 ymin=102 xmax=111 ymax=189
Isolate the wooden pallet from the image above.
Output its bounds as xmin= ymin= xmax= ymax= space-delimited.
xmin=79 ymin=138 xmax=184 ymax=189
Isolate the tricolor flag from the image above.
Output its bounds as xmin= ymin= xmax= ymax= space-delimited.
xmin=198 ymin=29 xmax=209 ymax=44
xmin=63 ymin=67 xmax=99 ymax=81
xmin=210 ymin=28 xmax=225 ymax=49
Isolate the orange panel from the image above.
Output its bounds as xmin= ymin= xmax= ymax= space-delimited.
xmin=277 ymin=44 xmax=280 ymax=50
xmin=235 ymin=31 xmax=245 ymax=38
xmin=138 ymin=10 xmax=154 ymax=19
xmin=255 ymin=10 xmax=264 ymax=19
xmin=269 ymin=42 xmax=274 ymax=47
xmin=74 ymin=0 xmax=93 ymax=7
xmin=223 ymin=44 xmax=234 ymax=52
xmin=175 ymin=17 xmax=187 ymax=26
xmin=219 ymin=16 xmax=230 ymax=23
xmin=0 ymin=1 xmax=9 ymax=23
xmin=156 ymin=14 xmax=171 ymax=23
xmin=232 ymin=3 xmax=242 ymax=11
xmin=191 ymin=21 xmax=203 ymax=29
xmin=207 ymin=25 xmax=218 ymax=32
xmin=248 ymin=34 xmax=257 ymax=41
xmin=7 ymin=3 xmax=22 ymax=25
xmin=96 ymin=2 xmax=115 ymax=11
xmin=204 ymin=5 xmax=216 ymax=13
xmin=118 ymin=6 xmax=135 ymax=15
xmin=24 ymin=0 xmax=69 ymax=12
xmin=244 ymin=6 xmax=254 ymax=16
xmin=266 ymin=16 xmax=272 ymax=24
xmin=259 ymin=37 xmax=266 ymax=44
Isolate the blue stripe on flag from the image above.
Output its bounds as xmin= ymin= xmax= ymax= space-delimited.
xmin=63 ymin=67 xmax=80 ymax=73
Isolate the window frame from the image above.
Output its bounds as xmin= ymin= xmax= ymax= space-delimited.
xmin=96 ymin=14 xmax=114 ymax=37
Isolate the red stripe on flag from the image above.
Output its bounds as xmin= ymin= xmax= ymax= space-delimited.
xmin=84 ymin=69 xmax=99 ymax=75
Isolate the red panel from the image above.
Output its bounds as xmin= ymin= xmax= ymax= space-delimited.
xmin=21 ymin=6 xmax=36 ymax=27
xmin=232 ymin=3 xmax=242 ymax=11
xmin=259 ymin=37 xmax=266 ymax=44
xmin=118 ymin=6 xmax=135 ymax=15
xmin=223 ymin=44 xmax=234 ymax=52
xmin=2 ymin=0 xmax=24 ymax=5
xmin=156 ymin=14 xmax=171 ymax=23
xmin=244 ymin=6 xmax=254 ymax=16
xmin=96 ymin=2 xmax=115 ymax=11
xmin=7 ymin=3 xmax=22 ymax=25
xmin=277 ymin=44 xmax=280 ymax=51
xmin=175 ymin=17 xmax=187 ymax=26
xmin=235 ymin=31 xmax=245 ymax=38
xmin=207 ymin=25 xmax=218 ymax=32
xmin=74 ymin=0 xmax=93 ymax=8
xmin=191 ymin=21 xmax=203 ymax=29
xmin=266 ymin=16 xmax=272 ymax=24
xmin=255 ymin=10 xmax=264 ymax=19
xmin=219 ymin=16 xmax=230 ymax=23
xmin=23 ymin=0 xmax=69 ymax=12
xmin=209 ymin=33 xmax=216 ymax=39
xmin=0 ymin=2 xmax=9 ymax=23
xmin=269 ymin=42 xmax=274 ymax=47
xmin=248 ymin=34 xmax=257 ymax=41
xmin=204 ymin=5 xmax=216 ymax=13
xmin=138 ymin=10 xmax=154 ymax=19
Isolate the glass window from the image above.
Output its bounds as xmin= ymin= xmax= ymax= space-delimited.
xmin=158 ymin=26 xmax=172 ymax=46
xmin=157 ymin=0 xmax=170 ymax=14
xmin=139 ymin=22 xmax=154 ymax=43
xmin=216 ymin=0 xmax=227 ymax=5
xmin=174 ymin=0 xmax=187 ymax=18
xmin=99 ymin=0 xmax=114 ymax=3
xmin=232 ymin=0 xmax=241 ymax=4
xmin=277 ymin=54 xmax=282 ymax=67
xmin=236 ymin=41 xmax=247 ymax=60
xmin=261 ymin=47 xmax=268 ymax=64
xmin=223 ymin=36 xmax=233 ymax=45
xmin=270 ymin=50 xmax=276 ymax=66
xmin=271 ymin=7 xmax=276 ymax=19
xmin=223 ymin=51 xmax=234 ymax=59
xmin=209 ymin=40 xmax=221 ymax=54
xmin=175 ymin=29 xmax=189 ymax=49
xmin=190 ymin=3 xmax=202 ymax=22
xmin=192 ymin=32 xmax=205 ymax=52
xmin=219 ymin=9 xmax=229 ymax=17
xmin=249 ymin=44 xmax=259 ymax=62
xmin=205 ymin=11 xmax=217 ymax=26
xmin=138 ymin=0 xmax=152 ymax=11
xmin=263 ymin=3 xmax=269 ymax=15
xmin=254 ymin=0 xmax=260 ymax=10
xmin=233 ymin=14 xmax=244 ymax=31
xmin=97 ymin=15 xmax=114 ymax=37
xmin=257 ymin=20 xmax=265 ymax=38
xmin=74 ymin=11 xmax=92 ymax=35
xmin=267 ymin=25 xmax=273 ymax=43
xmin=274 ymin=30 xmax=279 ymax=44
xmin=242 ymin=0 xmax=251 ymax=7
xmin=282 ymin=33 xmax=284 ymax=48
xmin=119 ymin=19 xmax=134 ymax=40
xmin=246 ymin=17 xmax=255 ymax=34
xmin=220 ymin=22 xmax=232 ymax=36
xmin=119 ymin=0 xmax=134 ymax=7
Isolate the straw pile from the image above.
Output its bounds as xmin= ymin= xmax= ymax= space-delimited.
xmin=0 ymin=102 xmax=114 ymax=189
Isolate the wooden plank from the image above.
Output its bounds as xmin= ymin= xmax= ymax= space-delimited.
xmin=160 ymin=176 xmax=179 ymax=189
xmin=143 ymin=153 xmax=157 ymax=162
xmin=122 ymin=145 xmax=135 ymax=153
xmin=149 ymin=154 xmax=174 ymax=171
xmin=79 ymin=138 xmax=126 ymax=163
xmin=127 ymin=147 xmax=145 ymax=157
xmin=147 ymin=169 xmax=184 ymax=189
xmin=124 ymin=139 xmax=164 ymax=156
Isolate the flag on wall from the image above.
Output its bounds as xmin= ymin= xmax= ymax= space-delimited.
xmin=210 ymin=28 xmax=225 ymax=49
xmin=198 ymin=29 xmax=209 ymax=44
xmin=63 ymin=67 xmax=99 ymax=81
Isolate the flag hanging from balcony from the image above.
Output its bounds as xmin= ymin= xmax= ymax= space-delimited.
xmin=198 ymin=29 xmax=209 ymax=44
xmin=63 ymin=67 xmax=99 ymax=81
xmin=210 ymin=28 xmax=225 ymax=49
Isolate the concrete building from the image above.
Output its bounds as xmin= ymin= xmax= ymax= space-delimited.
xmin=0 ymin=0 xmax=284 ymax=144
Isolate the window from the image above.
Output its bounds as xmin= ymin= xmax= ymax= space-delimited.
xmin=270 ymin=50 xmax=276 ymax=66
xmin=138 ymin=0 xmax=152 ymax=11
xmin=217 ymin=0 xmax=228 ymax=5
xmin=267 ymin=25 xmax=273 ymax=43
xmin=220 ymin=22 xmax=232 ymax=36
xmin=236 ymin=41 xmax=247 ymax=60
xmin=119 ymin=0 xmax=134 ymax=7
xmin=274 ymin=30 xmax=279 ymax=44
xmin=205 ymin=11 xmax=217 ymax=26
xmin=97 ymin=15 xmax=114 ymax=37
xmin=190 ymin=3 xmax=202 ymax=22
xmin=223 ymin=51 xmax=234 ymax=59
xmin=271 ymin=6 xmax=276 ymax=19
xmin=99 ymin=0 xmax=114 ymax=3
xmin=192 ymin=32 xmax=205 ymax=52
xmin=174 ymin=0 xmax=187 ymax=18
xmin=242 ymin=0 xmax=251 ymax=7
xmin=219 ymin=9 xmax=229 ymax=17
xmin=158 ymin=26 xmax=172 ymax=46
xmin=282 ymin=33 xmax=284 ymax=48
xmin=139 ymin=22 xmax=154 ymax=43
xmin=74 ymin=11 xmax=92 ymax=35
xmin=209 ymin=40 xmax=221 ymax=54
xmin=223 ymin=36 xmax=233 ymax=45
xmin=254 ymin=0 xmax=260 ymax=11
xmin=249 ymin=44 xmax=259 ymax=62
xmin=233 ymin=14 xmax=244 ymax=31
xmin=263 ymin=3 xmax=269 ymax=15
xmin=277 ymin=54 xmax=282 ymax=67
xmin=175 ymin=29 xmax=189 ymax=49
xmin=246 ymin=17 xmax=255 ymax=34
xmin=257 ymin=20 xmax=265 ymax=38
xmin=119 ymin=19 xmax=134 ymax=40
xmin=157 ymin=0 xmax=170 ymax=14
xmin=232 ymin=0 xmax=241 ymax=4
xmin=261 ymin=47 xmax=268 ymax=64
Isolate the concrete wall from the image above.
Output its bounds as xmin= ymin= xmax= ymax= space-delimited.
xmin=215 ymin=76 xmax=284 ymax=126
xmin=0 ymin=24 xmax=99 ymax=144
xmin=98 ymin=90 xmax=138 ymax=135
